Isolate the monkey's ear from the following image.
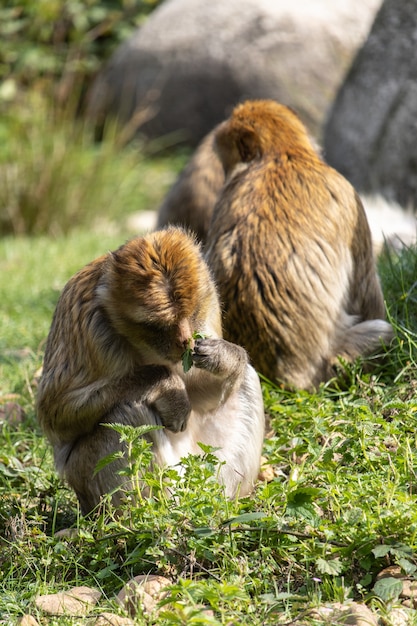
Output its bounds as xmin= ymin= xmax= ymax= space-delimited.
xmin=215 ymin=122 xmax=260 ymax=172
xmin=235 ymin=127 xmax=259 ymax=162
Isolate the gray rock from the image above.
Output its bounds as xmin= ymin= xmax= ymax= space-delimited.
xmin=324 ymin=0 xmax=417 ymax=209
xmin=87 ymin=0 xmax=381 ymax=145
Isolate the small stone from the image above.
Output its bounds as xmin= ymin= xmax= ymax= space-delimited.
xmin=258 ymin=456 xmax=275 ymax=482
xmin=376 ymin=566 xmax=403 ymax=580
xmin=401 ymin=598 xmax=417 ymax=613
xmin=93 ymin=612 xmax=135 ymax=625
xmin=307 ymin=607 xmax=334 ymax=621
xmin=35 ymin=586 xmax=101 ymax=616
xmin=117 ymin=575 xmax=171 ymax=617
xmin=307 ymin=602 xmax=378 ymax=625
xmin=401 ymin=580 xmax=417 ymax=600
xmin=18 ymin=616 xmax=40 ymax=626
xmin=54 ymin=527 xmax=79 ymax=540
xmin=340 ymin=604 xmax=378 ymax=626
xmin=384 ymin=607 xmax=416 ymax=626
xmin=0 ymin=402 xmax=25 ymax=425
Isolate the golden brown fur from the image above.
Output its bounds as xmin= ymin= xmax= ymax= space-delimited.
xmin=37 ymin=228 xmax=265 ymax=514
xmin=156 ymin=127 xmax=225 ymax=243
xmin=205 ymin=100 xmax=393 ymax=389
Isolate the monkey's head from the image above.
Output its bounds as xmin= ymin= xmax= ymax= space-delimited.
xmin=98 ymin=228 xmax=221 ymax=363
xmin=215 ymin=99 xmax=315 ymax=176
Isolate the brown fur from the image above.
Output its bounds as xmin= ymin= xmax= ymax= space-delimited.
xmin=156 ymin=127 xmax=225 ymax=243
xmin=37 ymin=228 xmax=265 ymax=514
xmin=205 ymin=100 xmax=393 ymax=389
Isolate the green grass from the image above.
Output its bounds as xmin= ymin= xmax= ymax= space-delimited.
xmin=0 ymin=93 xmax=188 ymax=236
xmin=3 ymin=7 xmax=417 ymax=622
xmin=0 ymin=87 xmax=416 ymax=620
xmin=1 ymin=229 xmax=417 ymax=624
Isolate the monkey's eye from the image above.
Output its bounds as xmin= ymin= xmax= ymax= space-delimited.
xmin=123 ymin=318 xmax=166 ymax=340
xmin=140 ymin=321 xmax=168 ymax=335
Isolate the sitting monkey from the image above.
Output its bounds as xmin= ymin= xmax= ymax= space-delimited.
xmin=204 ymin=99 xmax=393 ymax=389
xmin=37 ymin=228 xmax=265 ymax=514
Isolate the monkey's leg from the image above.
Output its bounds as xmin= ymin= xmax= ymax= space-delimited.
xmin=61 ymin=380 xmax=191 ymax=515
xmin=337 ymin=318 xmax=394 ymax=361
xmin=62 ymin=422 xmax=126 ymax=515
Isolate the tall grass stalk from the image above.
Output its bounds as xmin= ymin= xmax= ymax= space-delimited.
xmin=0 ymin=92 xmax=185 ymax=236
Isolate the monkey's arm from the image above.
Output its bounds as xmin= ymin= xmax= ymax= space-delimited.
xmin=187 ymin=338 xmax=248 ymax=411
xmin=37 ymin=365 xmax=191 ymax=445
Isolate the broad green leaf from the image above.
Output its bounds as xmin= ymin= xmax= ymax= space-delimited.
xmin=194 ymin=527 xmax=216 ymax=537
xmin=390 ymin=543 xmax=414 ymax=559
xmin=359 ymin=573 xmax=373 ymax=587
xmin=182 ymin=332 xmax=208 ymax=372
xmin=372 ymin=577 xmax=403 ymax=601
xmin=287 ymin=486 xmax=323 ymax=505
xmin=94 ymin=450 xmax=124 ymax=475
xmin=372 ymin=544 xmax=391 ymax=558
xmin=221 ymin=512 xmax=268 ymax=526
xmin=397 ymin=558 xmax=417 ymax=576
xmin=286 ymin=502 xmax=319 ymax=524
xmin=316 ymin=557 xmax=344 ymax=576
xmin=182 ymin=348 xmax=193 ymax=373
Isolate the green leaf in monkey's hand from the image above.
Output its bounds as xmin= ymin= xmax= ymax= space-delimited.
xmin=182 ymin=332 xmax=207 ymax=373
xmin=182 ymin=346 xmax=194 ymax=373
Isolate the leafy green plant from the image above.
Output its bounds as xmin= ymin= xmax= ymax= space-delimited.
xmin=0 ymin=94 xmax=187 ymax=236
xmin=0 ymin=0 xmax=183 ymax=237
xmin=378 ymin=243 xmax=417 ymax=383
xmin=0 ymin=0 xmax=162 ymax=91
xmin=2 ymin=236 xmax=417 ymax=624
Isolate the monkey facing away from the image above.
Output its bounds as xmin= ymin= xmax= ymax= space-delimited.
xmin=156 ymin=115 xmax=414 ymax=257
xmin=36 ymin=228 xmax=265 ymax=515
xmin=156 ymin=126 xmax=224 ymax=244
xmin=204 ymin=99 xmax=393 ymax=390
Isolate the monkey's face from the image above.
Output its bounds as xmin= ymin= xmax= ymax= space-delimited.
xmin=98 ymin=229 xmax=217 ymax=365
xmin=122 ymin=313 xmax=196 ymax=365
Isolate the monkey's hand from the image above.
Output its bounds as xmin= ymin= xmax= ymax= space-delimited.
xmin=149 ymin=373 xmax=192 ymax=433
xmin=192 ymin=338 xmax=247 ymax=378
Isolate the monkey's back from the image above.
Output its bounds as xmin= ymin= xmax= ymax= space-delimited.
xmin=37 ymin=254 xmax=136 ymax=440
xmin=206 ymin=155 xmax=385 ymax=388
xmin=157 ymin=128 xmax=224 ymax=244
